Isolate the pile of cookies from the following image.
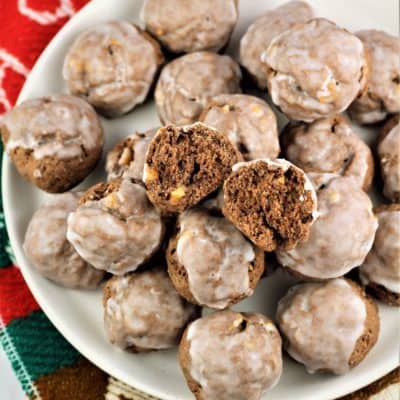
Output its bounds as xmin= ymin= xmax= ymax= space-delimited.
xmin=1 ymin=1 xmax=399 ymax=399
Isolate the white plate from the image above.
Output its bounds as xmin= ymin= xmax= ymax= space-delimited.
xmin=3 ymin=1 xmax=400 ymax=399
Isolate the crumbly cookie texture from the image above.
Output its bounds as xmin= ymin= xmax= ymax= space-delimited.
xmin=261 ymin=18 xmax=368 ymax=122
xmin=103 ymin=269 xmax=198 ymax=351
xmin=167 ymin=206 xmax=264 ymax=309
xmin=377 ymin=114 xmax=400 ymax=202
xmin=0 ymin=94 xmax=103 ymax=193
xmin=141 ymin=0 xmax=238 ymax=53
xmin=200 ymin=94 xmax=280 ymax=161
xmin=155 ymin=51 xmax=241 ymax=125
xmin=223 ymin=159 xmax=318 ymax=252
xmin=240 ymin=0 xmax=314 ymax=89
xmin=360 ymin=204 xmax=400 ymax=306
xmin=277 ymin=174 xmax=378 ymax=280
xmin=277 ymin=279 xmax=379 ymax=375
xmin=349 ymin=30 xmax=400 ymax=124
xmin=63 ymin=21 xmax=164 ymax=117
xmin=67 ymin=179 xmax=165 ymax=275
xmin=106 ymin=128 xmax=157 ymax=181
xmin=144 ymin=122 xmax=242 ymax=214
xmin=24 ymin=192 xmax=104 ymax=289
xmin=282 ymin=115 xmax=374 ymax=191
xmin=179 ymin=310 xmax=282 ymax=400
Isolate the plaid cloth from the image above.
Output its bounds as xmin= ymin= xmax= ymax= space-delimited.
xmin=0 ymin=1 xmax=398 ymax=399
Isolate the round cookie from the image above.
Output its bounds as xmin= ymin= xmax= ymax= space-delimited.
xmin=349 ymin=30 xmax=400 ymax=124
xmin=277 ymin=279 xmax=379 ymax=375
xmin=166 ymin=206 xmax=264 ymax=309
xmin=222 ymin=159 xmax=318 ymax=252
xmin=67 ymin=178 xmax=165 ymax=275
xmin=141 ymin=0 xmax=238 ymax=54
xmin=281 ymin=115 xmax=374 ymax=191
xmin=103 ymin=268 xmax=198 ymax=351
xmin=155 ymin=51 xmax=241 ymax=125
xmin=106 ymin=128 xmax=157 ymax=181
xmin=200 ymin=94 xmax=280 ymax=161
xmin=0 ymin=94 xmax=103 ymax=193
xmin=63 ymin=21 xmax=164 ymax=117
xmin=239 ymin=0 xmax=314 ymax=89
xmin=276 ymin=174 xmax=378 ymax=280
xmin=179 ymin=310 xmax=282 ymax=400
xmin=377 ymin=114 xmax=400 ymax=202
xmin=23 ymin=192 xmax=104 ymax=289
xmin=143 ymin=122 xmax=242 ymax=214
xmin=360 ymin=204 xmax=400 ymax=306
xmin=261 ymin=18 xmax=369 ymax=122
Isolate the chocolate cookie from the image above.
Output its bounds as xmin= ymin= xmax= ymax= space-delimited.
xmin=179 ymin=310 xmax=282 ymax=400
xmin=24 ymin=192 xmax=104 ymax=289
xmin=155 ymin=52 xmax=241 ymax=125
xmin=144 ymin=122 xmax=242 ymax=214
xmin=63 ymin=21 xmax=164 ymax=117
xmin=200 ymin=94 xmax=280 ymax=161
xmin=0 ymin=94 xmax=103 ymax=193
xmin=222 ymin=159 xmax=317 ymax=252
xmin=277 ymin=279 xmax=379 ymax=374
xmin=141 ymin=0 xmax=238 ymax=53
xmin=67 ymin=178 xmax=165 ymax=275
xmin=166 ymin=206 xmax=264 ymax=309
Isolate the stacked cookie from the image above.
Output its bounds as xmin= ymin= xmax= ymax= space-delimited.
xmin=1 ymin=1 xmax=399 ymax=400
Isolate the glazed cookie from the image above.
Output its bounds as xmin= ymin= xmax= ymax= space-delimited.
xmin=360 ymin=204 xmax=400 ymax=306
xmin=141 ymin=0 xmax=238 ymax=53
xmin=144 ymin=123 xmax=242 ymax=214
xmin=63 ymin=21 xmax=164 ymax=117
xmin=200 ymin=94 xmax=280 ymax=160
xmin=24 ymin=193 xmax=104 ymax=289
xmin=239 ymin=0 xmax=314 ymax=89
xmin=155 ymin=52 xmax=241 ymax=125
xmin=223 ymin=159 xmax=317 ymax=252
xmin=349 ymin=30 xmax=400 ymax=124
xmin=179 ymin=310 xmax=282 ymax=400
xmin=103 ymin=268 xmax=198 ymax=351
xmin=166 ymin=206 xmax=264 ymax=309
xmin=261 ymin=18 xmax=369 ymax=122
xmin=277 ymin=174 xmax=378 ymax=280
xmin=106 ymin=128 xmax=157 ymax=181
xmin=377 ymin=114 xmax=400 ymax=202
xmin=67 ymin=178 xmax=165 ymax=275
xmin=0 ymin=94 xmax=103 ymax=193
xmin=277 ymin=279 xmax=379 ymax=374
xmin=281 ymin=115 xmax=374 ymax=191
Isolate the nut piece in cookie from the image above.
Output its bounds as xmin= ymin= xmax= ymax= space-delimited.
xmin=67 ymin=178 xmax=165 ymax=275
xmin=106 ymin=128 xmax=157 ymax=181
xmin=222 ymin=159 xmax=317 ymax=252
xmin=200 ymin=94 xmax=280 ymax=161
xmin=277 ymin=174 xmax=378 ymax=280
xmin=24 ymin=192 xmax=105 ymax=289
xmin=179 ymin=310 xmax=282 ymax=400
xmin=349 ymin=30 xmax=400 ymax=124
xmin=0 ymin=94 xmax=104 ymax=193
xmin=281 ymin=115 xmax=374 ymax=191
xmin=360 ymin=204 xmax=400 ymax=306
xmin=239 ymin=0 xmax=314 ymax=89
xmin=261 ymin=18 xmax=369 ymax=122
xmin=277 ymin=279 xmax=379 ymax=374
xmin=103 ymin=268 xmax=199 ymax=352
xmin=144 ymin=122 xmax=242 ymax=214
xmin=155 ymin=51 xmax=241 ymax=125
xmin=166 ymin=206 xmax=264 ymax=309
xmin=63 ymin=21 xmax=164 ymax=117
xmin=141 ymin=0 xmax=238 ymax=54
xmin=377 ymin=114 xmax=400 ymax=203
